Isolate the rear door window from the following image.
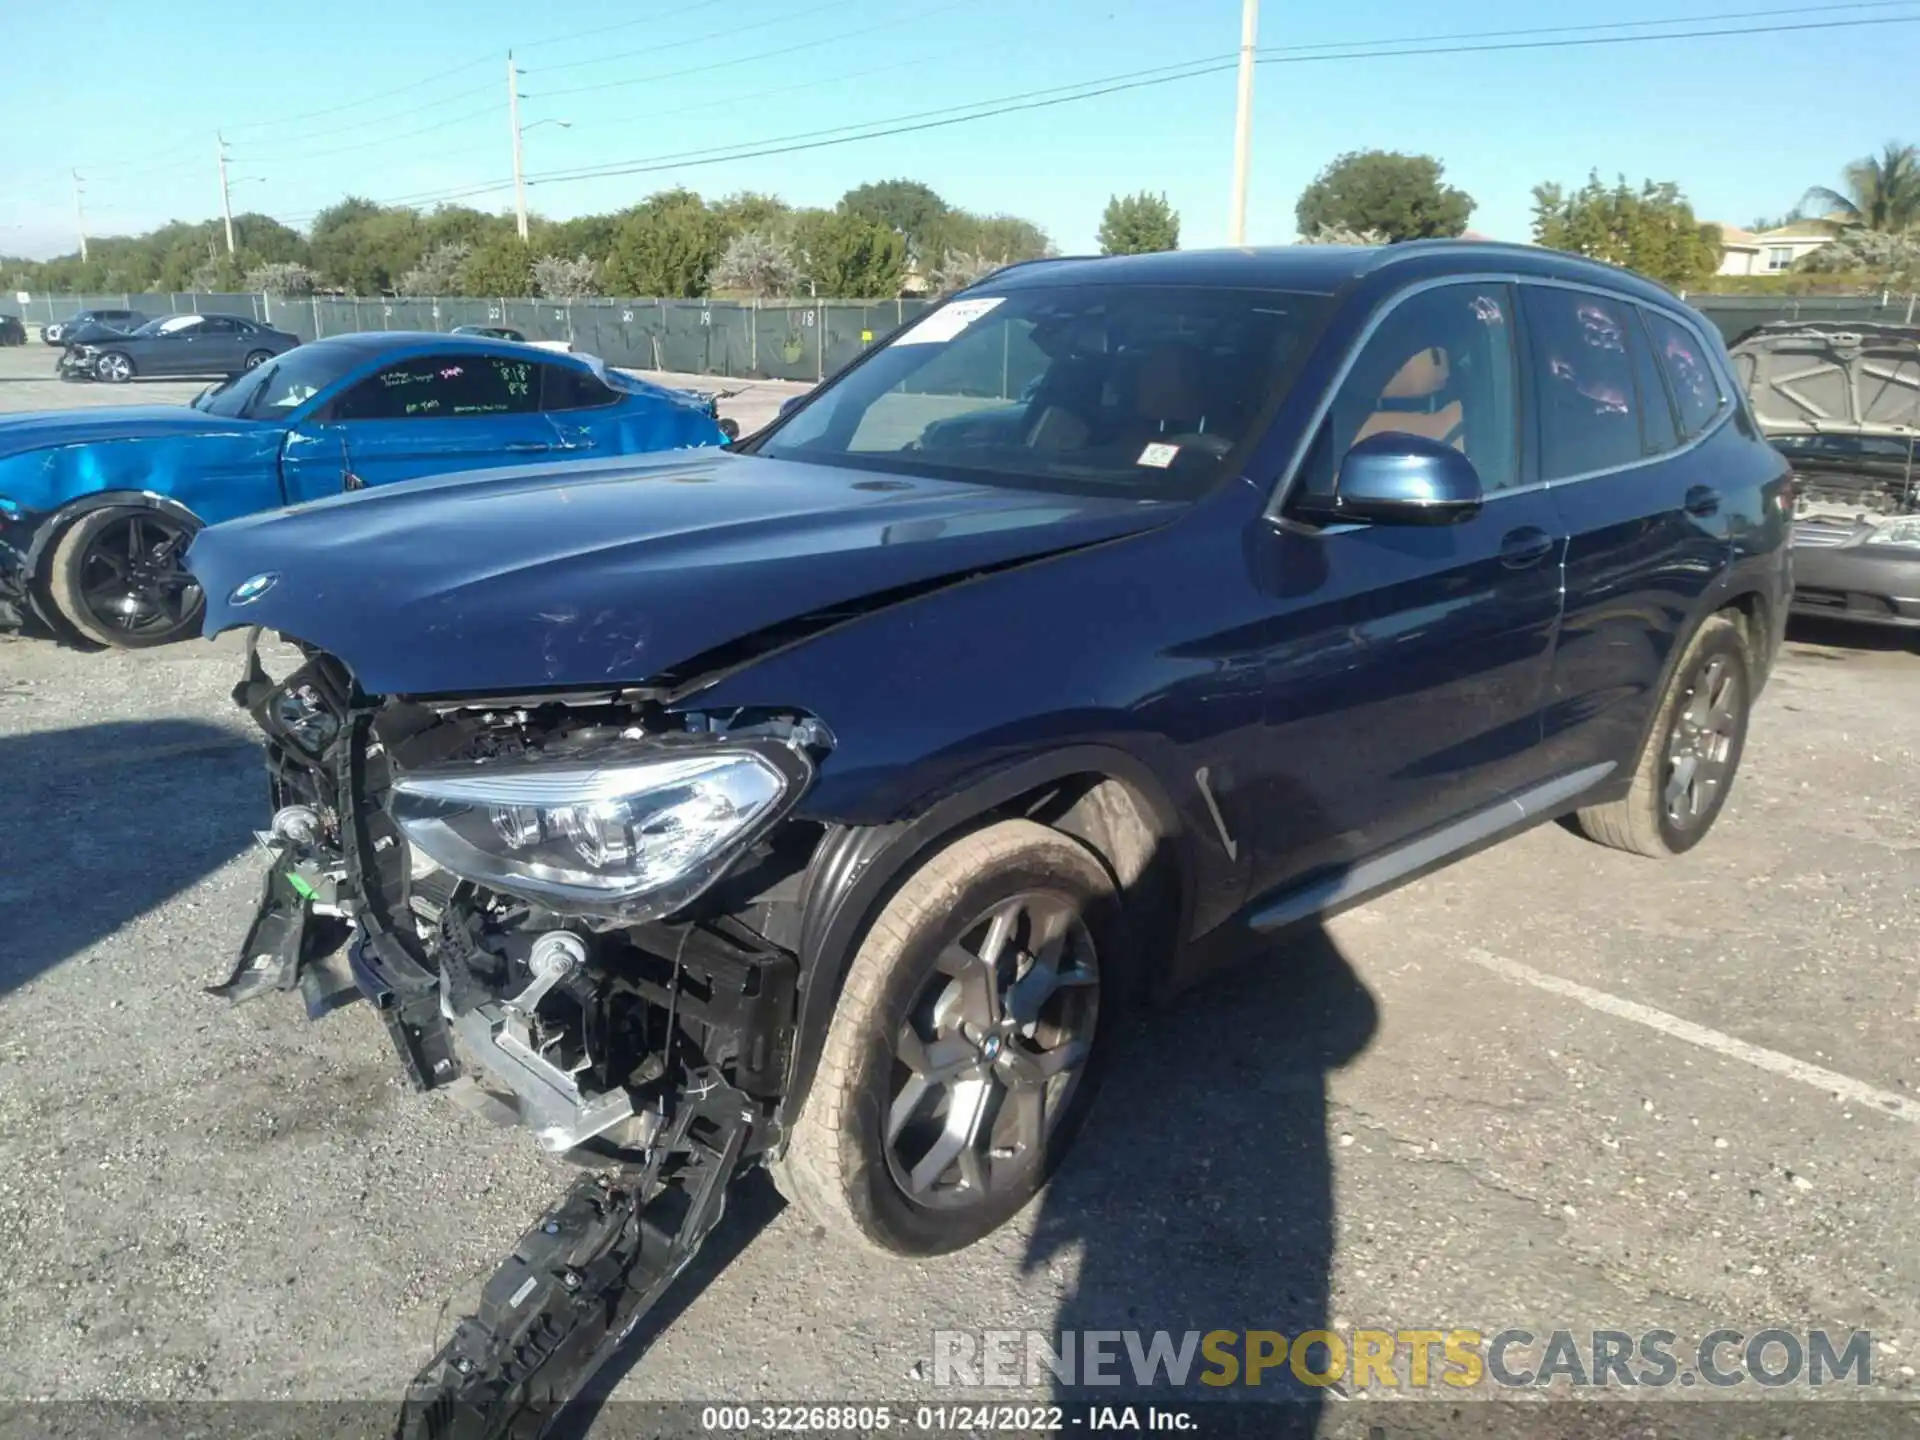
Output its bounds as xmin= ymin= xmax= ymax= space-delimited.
xmin=1644 ymin=310 xmax=1726 ymax=438
xmin=333 ymin=354 xmax=541 ymax=421
xmin=1526 ymin=287 xmax=1643 ymax=480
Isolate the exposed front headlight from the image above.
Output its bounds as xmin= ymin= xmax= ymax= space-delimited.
xmin=389 ymin=740 xmax=812 ymax=917
xmin=1863 ymin=516 xmax=1920 ymax=550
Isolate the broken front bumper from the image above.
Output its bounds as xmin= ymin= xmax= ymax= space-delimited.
xmin=0 ymin=511 xmax=36 ymax=632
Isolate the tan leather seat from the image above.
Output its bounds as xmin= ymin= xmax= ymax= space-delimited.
xmin=1350 ymin=346 xmax=1466 ymax=452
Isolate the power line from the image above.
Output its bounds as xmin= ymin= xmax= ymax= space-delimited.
xmin=149 ymin=1 xmax=1920 ymax=234
xmin=514 ymin=0 xmax=731 ymax=54
xmin=582 ymin=33 xmax=1024 ymax=132
xmin=538 ymin=0 xmax=975 ymax=100
xmin=232 ymin=102 xmax=504 ymax=166
xmin=514 ymin=9 xmax=1920 ymax=194
xmin=533 ymin=0 xmax=859 ymax=75
xmin=531 ymin=54 xmax=1240 ymax=185
xmin=221 ymin=54 xmax=499 ymax=135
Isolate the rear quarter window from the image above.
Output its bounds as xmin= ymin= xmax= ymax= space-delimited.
xmin=1644 ymin=310 xmax=1727 ymax=439
xmin=542 ymin=364 xmax=619 ymax=411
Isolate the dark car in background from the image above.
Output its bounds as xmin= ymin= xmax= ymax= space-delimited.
xmin=43 ymin=307 xmax=146 ymax=346
xmin=0 ymin=315 xmax=25 ymax=347
xmin=1731 ymin=321 xmax=1920 ymax=630
xmin=58 ymin=312 xmax=300 ymax=383
xmin=184 ymin=241 xmax=1790 ymax=1425
xmin=451 ymin=324 xmax=528 ymax=342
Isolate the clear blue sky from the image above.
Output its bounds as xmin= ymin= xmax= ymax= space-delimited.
xmin=4 ymin=0 xmax=1918 ymax=261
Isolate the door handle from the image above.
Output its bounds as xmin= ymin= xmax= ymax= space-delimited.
xmin=503 ymin=441 xmax=551 ymax=454
xmin=1684 ymin=485 xmax=1721 ymax=517
xmin=1498 ymin=526 xmax=1555 ymax=570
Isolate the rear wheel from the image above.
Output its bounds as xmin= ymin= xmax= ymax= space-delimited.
xmin=1567 ymin=611 xmax=1751 ymax=857
xmin=243 ymin=349 xmax=273 ymax=370
xmin=774 ymin=819 xmax=1121 ymax=1256
xmin=45 ymin=506 xmax=205 ymax=649
xmin=95 ymin=351 xmax=134 ymax=384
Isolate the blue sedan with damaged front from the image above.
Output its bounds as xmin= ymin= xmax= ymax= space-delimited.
xmin=0 ymin=331 xmax=727 ymax=648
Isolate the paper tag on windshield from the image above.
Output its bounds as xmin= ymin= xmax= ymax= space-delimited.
xmin=895 ymin=297 xmax=1005 ymax=345
xmin=1137 ymin=442 xmax=1180 ymax=469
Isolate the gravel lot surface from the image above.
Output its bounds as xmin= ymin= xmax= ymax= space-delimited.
xmin=1 ymin=343 xmax=1916 ymax=1436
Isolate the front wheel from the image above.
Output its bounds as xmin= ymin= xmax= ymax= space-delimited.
xmin=95 ymin=351 xmax=134 ymax=384
xmin=1567 ymin=611 xmax=1751 ymax=857
xmin=774 ymin=819 xmax=1121 ymax=1256
xmin=44 ymin=506 xmax=205 ymax=649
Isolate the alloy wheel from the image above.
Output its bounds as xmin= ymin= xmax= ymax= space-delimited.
xmin=1663 ymin=652 xmax=1742 ymax=830
xmin=884 ymin=890 xmax=1099 ymax=1210
xmin=73 ymin=513 xmax=202 ymax=639
xmin=96 ymin=353 xmax=132 ymax=383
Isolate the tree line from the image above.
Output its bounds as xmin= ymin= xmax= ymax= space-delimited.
xmin=8 ymin=143 xmax=1915 ymax=300
xmin=0 ymin=179 xmax=1054 ymax=301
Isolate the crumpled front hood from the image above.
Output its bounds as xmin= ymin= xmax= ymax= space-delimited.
xmin=188 ymin=450 xmax=1180 ymax=696
xmin=0 ymin=405 xmax=258 ymax=461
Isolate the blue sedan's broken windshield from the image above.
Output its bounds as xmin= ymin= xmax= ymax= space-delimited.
xmin=193 ymin=346 xmax=351 ymax=420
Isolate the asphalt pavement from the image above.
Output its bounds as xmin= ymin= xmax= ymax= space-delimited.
xmin=0 ymin=342 xmax=1916 ymax=1435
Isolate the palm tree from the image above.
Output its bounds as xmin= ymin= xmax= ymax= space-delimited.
xmin=1801 ymin=141 xmax=1920 ymax=234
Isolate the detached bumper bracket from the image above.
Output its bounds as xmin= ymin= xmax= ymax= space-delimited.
xmin=396 ymin=1074 xmax=751 ymax=1440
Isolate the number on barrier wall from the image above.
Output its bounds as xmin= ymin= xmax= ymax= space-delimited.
xmin=621 ymin=309 xmax=634 ymax=323
xmin=700 ymin=309 xmax=712 ymax=327
xmin=488 ymin=306 xmax=501 ymax=321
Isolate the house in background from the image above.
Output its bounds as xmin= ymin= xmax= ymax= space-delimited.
xmin=1711 ymin=218 xmax=1841 ymax=277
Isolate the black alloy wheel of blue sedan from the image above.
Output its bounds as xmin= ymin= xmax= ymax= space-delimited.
xmin=45 ymin=507 xmax=205 ymax=648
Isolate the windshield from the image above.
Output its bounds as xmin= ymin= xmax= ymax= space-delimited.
xmin=755 ymin=282 xmax=1330 ymax=499
xmin=193 ymin=345 xmax=346 ymax=420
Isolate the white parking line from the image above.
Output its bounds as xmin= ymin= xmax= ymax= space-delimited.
xmin=1465 ymin=948 xmax=1915 ymax=1125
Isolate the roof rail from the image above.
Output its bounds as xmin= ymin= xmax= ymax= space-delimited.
xmin=1360 ymin=237 xmax=1682 ymax=298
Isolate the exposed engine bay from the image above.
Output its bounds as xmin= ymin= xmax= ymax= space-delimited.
xmin=1729 ymin=321 xmax=1919 ymax=535
xmin=213 ymin=632 xmax=830 ymax=1438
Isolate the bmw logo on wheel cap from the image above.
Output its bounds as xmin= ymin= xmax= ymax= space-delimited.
xmin=228 ymin=572 xmax=279 ymax=606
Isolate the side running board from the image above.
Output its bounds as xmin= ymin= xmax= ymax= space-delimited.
xmin=1247 ymin=762 xmax=1616 ymax=933
xmin=397 ymin=1070 xmax=752 ymax=1440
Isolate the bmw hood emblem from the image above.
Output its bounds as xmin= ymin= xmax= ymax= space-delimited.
xmin=228 ymin=572 xmax=279 ymax=606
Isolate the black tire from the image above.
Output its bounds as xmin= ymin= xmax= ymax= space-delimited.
xmin=243 ymin=349 xmax=273 ymax=370
xmin=95 ymin=350 xmax=134 ymax=384
xmin=45 ymin=507 xmax=205 ymax=649
xmin=774 ymin=819 xmax=1123 ymax=1256
xmin=1567 ymin=611 xmax=1751 ymax=857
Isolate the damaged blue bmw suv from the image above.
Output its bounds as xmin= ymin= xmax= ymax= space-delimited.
xmin=185 ymin=242 xmax=1790 ymax=1433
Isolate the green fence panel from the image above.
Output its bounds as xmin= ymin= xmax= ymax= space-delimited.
xmin=20 ymin=290 xmax=987 ymax=381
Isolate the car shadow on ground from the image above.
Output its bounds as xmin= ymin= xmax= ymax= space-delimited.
xmin=1029 ymin=919 xmax=1377 ymax=1436
xmin=1785 ymin=614 xmax=1919 ymax=654
xmin=0 ymin=717 xmax=257 ymax=996
xmin=555 ymin=913 xmax=1376 ymax=1439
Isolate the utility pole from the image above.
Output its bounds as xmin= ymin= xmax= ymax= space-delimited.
xmin=1227 ymin=0 xmax=1259 ymax=246
xmin=508 ymin=51 xmax=529 ymax=243
xmin=217 ymin=132 xmax=236 ymax=254
xmin=72 ymin=169 xmax=88 ymax=262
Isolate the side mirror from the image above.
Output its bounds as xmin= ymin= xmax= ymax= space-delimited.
xmin=1322 ymin=431 xmax=1484 ymax=526
xmin=778 ymin=394 xmax=806 ymax=419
